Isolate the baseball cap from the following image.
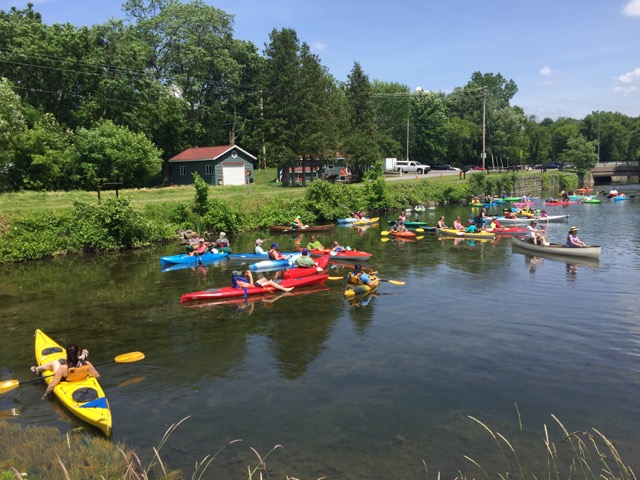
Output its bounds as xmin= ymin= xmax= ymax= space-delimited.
xmin=302 ymin=248 xmax=309 ymax=255
xmin=271 ymin=242 xmax=279 ymax=248
xmin=255 ymin=239 xmax=264 ymax=244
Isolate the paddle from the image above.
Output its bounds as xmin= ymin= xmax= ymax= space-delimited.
xmin=381 ymin=231 xmax=390 ymax=236
xmin=0 ymin=351 xmax=145 ymax=395
xmin=415 ymin=228 xmax=424 ymax=233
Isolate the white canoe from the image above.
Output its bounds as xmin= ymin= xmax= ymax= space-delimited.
xmin=511 ymin=237 xmax=601 ymax=259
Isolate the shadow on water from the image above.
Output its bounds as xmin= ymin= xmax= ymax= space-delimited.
xmin=1 ymin=189 xmax=640 ymax=478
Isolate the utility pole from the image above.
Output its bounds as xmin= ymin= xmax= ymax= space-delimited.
xmin=597 ymin=111 xmax=601 ymax=163
xmin=482 ymin=87 xmax=487 ymax=171
xmin=406 ymin=117 xmax=409 ymax=161
xmin=260 ymin=91 xmax=267 ymax=171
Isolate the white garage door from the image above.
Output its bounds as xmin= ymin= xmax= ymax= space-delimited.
xmin=222 ymin=163 xmax=246 ymax=186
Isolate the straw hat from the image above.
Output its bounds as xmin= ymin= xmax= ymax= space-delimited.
xmin=569 ymin=226 xmax=579 ymax=231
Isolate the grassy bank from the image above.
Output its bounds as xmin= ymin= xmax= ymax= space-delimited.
xmin=0 ymin=412 xmax=634 ymax=479
xmin=0 ymin=170 xmax=575 ymax=263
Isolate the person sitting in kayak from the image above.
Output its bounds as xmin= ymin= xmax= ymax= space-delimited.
xmin=232 ymin=270 xmax=293 ymax=293
xmin=331 ymin=240 xmax=345 ymax=252
xmin=268 ymin=242 xmax=290 ymax=260
xmin=390 ymin=221 xmax=408 ymax=233
xmin=526 ymin=221 xmax=547 ymax=245
xmin=254 ymin=239 xmax=266 ymax=254
xmin=504 ymin=209 xmax=517 ymax=219
xmin=452 ymin=217 xmax=465 ymax=231
xmin=346 ymin=264 xmax=372 ymax=286
xmin=306 ymin=234 xmax=324 ymax=250
xmin=294 ymin=249 xmax=318 ymax=268
xmin=437 ymin=216 xmax=448 ymax=229
xmin=465 ymin=223 xmax=477 ymax=233
xmin=213 ymin=232 xmax=231 ymax=253
xmin=31 ymin=344 xmax=100 ymax=400
xmin=188 ymin=239 xmax=209 ymax=256
xmin=489 ymin=218 xmax=503 ymax=229
xmin=566 ymin=226 xmax=587 ymax=248
xmin=185 ymin=231 xmax=199 ymax=253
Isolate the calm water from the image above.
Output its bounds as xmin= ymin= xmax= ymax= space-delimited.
xmin=1 ymin=187 xmax=640 ymax=478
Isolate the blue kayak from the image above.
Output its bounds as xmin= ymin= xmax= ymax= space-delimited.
xmin=160 ymin=252 xmax=229 ymax=268
xmin=249 ymin=254 xmax=301 ymax=271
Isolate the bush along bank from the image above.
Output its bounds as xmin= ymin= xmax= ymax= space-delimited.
xmin=0 ymin=172 xmax=574 ymax=263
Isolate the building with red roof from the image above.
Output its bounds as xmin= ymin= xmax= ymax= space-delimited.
xmin=168 ymin=145 xmax=256 ymax=186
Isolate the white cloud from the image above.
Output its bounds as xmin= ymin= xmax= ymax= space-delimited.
xmin=539 ymin=65 xmax=555 ymax=77
xmin=613 ymin=67 xmax=640 ymax=95
xmin=311 ymin=41 xmax=327 ymax=52
xmin=623 ymin=0 xmax=640 ymax=16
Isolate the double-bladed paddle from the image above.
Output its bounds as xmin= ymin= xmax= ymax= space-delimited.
xmin=0 ymin=351 xmax=145 ymax=395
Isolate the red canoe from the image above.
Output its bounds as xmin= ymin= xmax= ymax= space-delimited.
xmin=302 ymin=247 xmax=372 ymax=262
xmin=543 ymin=201 xmax=578 ymax=206
xmin=180 ymin=274 xmax=329 ymax=303
xmin=283 ymin=254 xmax=330 ymax=279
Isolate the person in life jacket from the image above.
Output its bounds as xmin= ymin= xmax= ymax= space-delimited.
xmin=31 ymin=344 xmax=100 ymax=399
xmin=346 ymin=264 xmax=372 ymax=286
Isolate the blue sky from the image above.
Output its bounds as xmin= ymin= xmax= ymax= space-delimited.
xmin=6 ymin=0 xmax=640 ymax=120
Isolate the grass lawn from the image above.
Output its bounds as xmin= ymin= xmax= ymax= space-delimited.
xmin=0 ymin=168 xmax=306 ymax=214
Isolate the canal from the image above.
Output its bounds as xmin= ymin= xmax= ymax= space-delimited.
xmin=1 ymin=187 xmax=639 ymax=478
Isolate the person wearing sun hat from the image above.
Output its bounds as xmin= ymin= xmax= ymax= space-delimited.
xmin=254 ymin=239 xmax=267 ymax=254
xmin=268 ymin=242 xmax=291 ymax=261
xmin=566 ymin=226 xmax=587 ymax=248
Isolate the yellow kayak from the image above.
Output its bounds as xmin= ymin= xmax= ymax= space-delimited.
xmin=34 ymin=329 xmax=111 ymax=436
xmin=437 ymin=228 xmax=496 ymax=239
xmin=353 ymin=217 xmax=380 ymax=226
xmin=344 ymin=276 xmax=381 ymax=299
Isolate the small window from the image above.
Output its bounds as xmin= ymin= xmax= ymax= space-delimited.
xmin=205 ymin=164 xmax=213 ymax=175
xmin=327 ymin=164 xmax=334 ymax=170
xmin=179 ymin=165 xmax=186 ymax=176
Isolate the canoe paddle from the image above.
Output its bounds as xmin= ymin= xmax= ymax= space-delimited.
xmin=0 ymin=351 xmax=145 ymax=395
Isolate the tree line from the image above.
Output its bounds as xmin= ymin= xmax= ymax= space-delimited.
xmin=0 ymin=0 xmax=638 ymax=192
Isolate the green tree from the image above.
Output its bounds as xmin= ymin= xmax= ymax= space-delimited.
xmin=69 ymin=119 xmax=163 ymax=189
xmin=343 ymin=62 xmax=380 ymax=173
xmin=260 ymin=28 xmax=304 ymax=185
xmin=372 ymin=81 xmax=411 ymax=160
xmin=558 ymin=135 xmax=598 ymax=173
xmin=443 ymin=117 xmax=480 ymax=167
xmin=524 ymin=116 xmax=552 ymax=167
xmin=549 ymin=118 xmax=580 ymax=160
xmin=0 ymin=77 xmax=27 ymax=191
xmin=411 ymin=90 xmax=447 ymax=164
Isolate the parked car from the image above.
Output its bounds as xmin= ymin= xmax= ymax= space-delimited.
xmin=394 ymin=160 xmax=431 ymax=174
xmin=431 ymin=164 xmax=459 ymax=171
xmin=542 ymin=162 xmax=559 ymax=170
xmin=462 ymin=165 xmax=485 ymax=171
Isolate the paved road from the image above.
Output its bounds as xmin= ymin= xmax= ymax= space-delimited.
xmin=384 ymin=170 xmax=480 ymax=182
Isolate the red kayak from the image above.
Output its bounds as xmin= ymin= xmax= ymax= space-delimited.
xmin=283 ymin=254 xmax=330 ymax=279
xmin=302 ymin=247 xmax=372 ymax=262
xmin=184 ymin=284 xmax=330 ymax=308
xmin=180 ymin=274 xmax=329 ymax=303
xmin=543 ymin=201 xmax=578 ymax=206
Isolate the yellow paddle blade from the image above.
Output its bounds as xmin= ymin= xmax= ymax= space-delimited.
xmin=343 ymin=289 xmax=356 ymax=299
xmin=0 ymin=380 xmax=19 ymax=395
xmin=328 ymin=276 xmax=344 ymax=281
xmin=114 ymin=352 xmax=145 ymax=363
xmin=416 ymin=236 xmax=425 ymax=240
xmin=382 ymin=279 xmax=406 ymax=285
xmin=380 ymin=231 xmax=389 ymax=236
xmin=381 ymin=238 xmax=390 ymax=242
xmin=415 ymin=228 xmax=424 ymax=232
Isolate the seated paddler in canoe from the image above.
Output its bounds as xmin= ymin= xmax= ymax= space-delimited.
xmin=268 ymin=242 xmax=292 ymax=260
xmin=232 ymin=269 xmax=293 ymax=293
xmin=31 ymin=344 xmax=100 ymax=400
xmin=188 ymin=238 xmax=217 ymax=256
xmin=212 ymin=232 xmax=232 ymax=253
xmin=306 ymin=235 xmax=324 ymax=250
xmin=566 ymin=226 xmax=588 ymax=247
